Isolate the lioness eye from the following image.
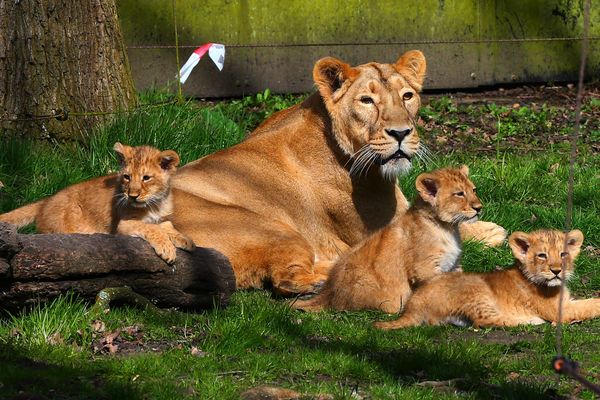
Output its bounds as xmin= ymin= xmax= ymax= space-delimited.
xmin=454 ymin=191 xmax=465 ymax=197
xmin=143 ymin=175 xmax=151 ymax=182
xmin=560 ymin=252 xmax=568 ymax=258
xmin=537 ymin=253 xmax=547 ymax=259
xmin=402 ymin=92 xmax=414 ymax=101
xmin=123 ymin=174 xmax=130 ymax=181
xmin=360 ymin=96 xmax=374 ymax=105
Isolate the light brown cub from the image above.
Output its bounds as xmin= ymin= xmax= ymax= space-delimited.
xmin=0 ymin=143 xmax=194 ymax=263
xmin=292 ymin=166 xmax=482 ymax=313
xmin=375 ymin=229 xmax=597 ymax=329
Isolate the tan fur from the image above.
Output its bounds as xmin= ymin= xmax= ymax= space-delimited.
xmin=169 ymin=51 xmax=505 ymax=295
xmin=292 ymin=166 xmax=482 ymax=312
xmin=0 ymin=143 xmax=194 ymax=263
xmin=374 ymin=229 xmax=598 ymax=329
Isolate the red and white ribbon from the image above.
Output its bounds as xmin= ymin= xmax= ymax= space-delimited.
xmin=179 ymin=43 xmax=225 ymax=84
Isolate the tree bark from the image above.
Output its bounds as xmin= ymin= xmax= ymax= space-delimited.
xmin=0 ymin=0 xmax=137 ymax=140
xmin=0 ymin=223 xmax=236 ymax=313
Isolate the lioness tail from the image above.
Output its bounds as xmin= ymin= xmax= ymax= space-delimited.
xmin=0 ymin=201 xmax=42 ymax=228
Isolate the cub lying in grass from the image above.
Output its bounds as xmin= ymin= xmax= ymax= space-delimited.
xmin=292 ymin=165 xmax=482 ymax=313
xmin=0 ymin=142 xmax=194 ymax=263
xmin=375 ymin=229 xmax=598 ymax=329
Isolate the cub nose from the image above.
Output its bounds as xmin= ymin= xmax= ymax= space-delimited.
xmin=550 ymin=267 xmax=562 ymax=276
xmin=386 ymin=128 xmax=412 ymax=143
xmin=472 ymin=205 xmax=482 ymax=214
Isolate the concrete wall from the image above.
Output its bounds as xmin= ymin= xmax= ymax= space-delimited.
xmin=118 ymin=0 xmax=599 ymax=97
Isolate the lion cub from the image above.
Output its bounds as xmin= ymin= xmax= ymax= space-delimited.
xmin=375 ymin=229 xmax=598 ymax=329
xmin=0 ymin=143 xmax=194 ymax=263
xmin=292 ymin=166 xmax=482 ymax=313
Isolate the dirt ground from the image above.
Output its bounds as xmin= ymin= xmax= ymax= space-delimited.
xmin=419 ymin=83 xmax=600 ymax=155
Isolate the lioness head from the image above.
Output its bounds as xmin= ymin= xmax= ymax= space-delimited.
xmin=415 ymin=165 xmax=482 ymax=224
xmin=113 ymin=142 xmax=180 ymax=208
xmin=509 ymin=229 xmax=584 ymax=287
xmin=314 ymin=50 xmax=426 ymax=179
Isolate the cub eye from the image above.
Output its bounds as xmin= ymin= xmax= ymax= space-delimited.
xmin=123 ymin=174 xmax=130 ymax=181
xmin=536 ymin=253 xmax=547 ymax=259
xmin=402 ymin=92 xmax=414 ymax=101
xmin=143 ymin=175 xmax=152 ymax=182
xmin=454 ymin=191 xmax=465 ymax=197
xmin=472 ymin=187 xmax=477 ymax=193
xmin=560 ymin=252 xmax=568 ymax=258
xmin=360 ymin=96 xmax=374 ymax=105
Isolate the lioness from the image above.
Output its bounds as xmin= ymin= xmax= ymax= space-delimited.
xmin=170 ymin=51 xmax=506 ymax=294
xmin=292 ymin=166 xmax=480 ymax=313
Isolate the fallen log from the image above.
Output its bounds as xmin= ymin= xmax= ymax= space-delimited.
xmin=0 ymin=223 xmax=236 ymax=312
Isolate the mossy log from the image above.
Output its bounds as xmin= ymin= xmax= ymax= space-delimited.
xmin=0 ymin=223 xmax=236 ymax=312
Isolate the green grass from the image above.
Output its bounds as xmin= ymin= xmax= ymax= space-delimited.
xmin=1 ymin=90 xmax=599 ymax=399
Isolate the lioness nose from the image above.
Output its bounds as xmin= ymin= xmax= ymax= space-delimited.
xmin=386 ymin=128 xmax=412 ymax=143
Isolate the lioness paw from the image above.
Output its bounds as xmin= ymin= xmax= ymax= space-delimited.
xmin=460 ymin=221 xmax=507 ymax=247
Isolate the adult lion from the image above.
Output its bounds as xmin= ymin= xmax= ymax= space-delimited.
xmin=171 ymin=50 xmax=506 ymax=295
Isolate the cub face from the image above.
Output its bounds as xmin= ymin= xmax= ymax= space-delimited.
xmin=113 ymin=142 xmax=180 ymax=208
xmin=509 ymin=229 xmax=584 ymax=287
xmin=313 ymin=50 xmax=426 ymax=179
xmin=415 ymin=165 xmax=482 ymax=224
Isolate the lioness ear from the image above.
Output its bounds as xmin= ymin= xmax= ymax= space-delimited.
xmin=159 ymin=150 xmax=180 ymax=171
xmin=415 ymin=173 xmax=439 ymax=205
xmin=313 ymin=57 xmax=358 ymax=102
xmin=113 ymin=142 xmax=131 ymax=167
xmin=509 ymin=232 xmax=531 ymax=262
xmin=395 ymin=50 xmax=426 ymax=91
xmin=459 ymin=165 xmax=470 ymax=176
xmin=566 ymin=229 xmax=584 ymax=255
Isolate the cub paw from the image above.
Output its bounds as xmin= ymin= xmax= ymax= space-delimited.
xmin=169 ymin=232 xmax=195 ymax=252
xmin=150 ymin=240 xmax=177 ymax=264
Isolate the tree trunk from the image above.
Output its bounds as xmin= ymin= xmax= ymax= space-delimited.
xmin=0 ymin=0 xmax=137 ymax=140
xmin=0 ymin=223 xmax=237 ymax=313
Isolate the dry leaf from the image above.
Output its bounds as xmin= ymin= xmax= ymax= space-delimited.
xmin=47 ymin=332 xmax=64 ymax=345
xmin=436 ymin=135 xmax=448 ymax=144
xmin=191 ymin=346 xmax=207 ymax=357
xmin=240 ymin=386 xmax=302 ymax=400
xmin=91 ymin=320 xmax=106 ymax=333
xmin=549 ymin=163 xmax=560 ymax=174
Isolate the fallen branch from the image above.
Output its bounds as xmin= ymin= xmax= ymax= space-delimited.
xmin=0 ymin=223 xmax=236 ymax=312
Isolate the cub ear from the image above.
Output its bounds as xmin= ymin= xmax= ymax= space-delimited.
xmin=509 ymin=231 xmax=531 ymax=262
xmin=395 ymin=50 xmax=427 ymax=91
xmin=415 ymin=173 xmax=439 ymax=205
xmin=566 ymin=229 xmax=584 ymax=253
xmin=313 ymin=57 xmax=358 ymax=102
xmin=459 ymin=164 xmax=470 ymax=176
xmin=159 ymin=150 xmax=180 ymax=171
xmin=113 ymin=142 xmax=131 ymax=167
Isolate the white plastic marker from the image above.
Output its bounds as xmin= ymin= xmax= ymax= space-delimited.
xmin=179 ymin=43 xmax=225 ymax=84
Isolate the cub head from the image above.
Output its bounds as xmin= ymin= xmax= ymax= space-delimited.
xmin=313 ymin=50 xmax=426 ymax=179
xmin=415 ymin=165 xmax=482 ymax=224
xmin=509 ymin=229 xmax=584 ymax=287
xmin=113 ymin=142 xmax=180 ymax=208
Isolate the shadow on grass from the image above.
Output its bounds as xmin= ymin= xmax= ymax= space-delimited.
xmin=0 ymin=344 xmax=142 ymax=400
xmin=267 ymin=306 xmax=557 ymax=400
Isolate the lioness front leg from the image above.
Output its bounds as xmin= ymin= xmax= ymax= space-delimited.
xmin=117 ymin=220 xmax=177 ymax=263
xmin=460 ymin=221 xmax=507 ymax=247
